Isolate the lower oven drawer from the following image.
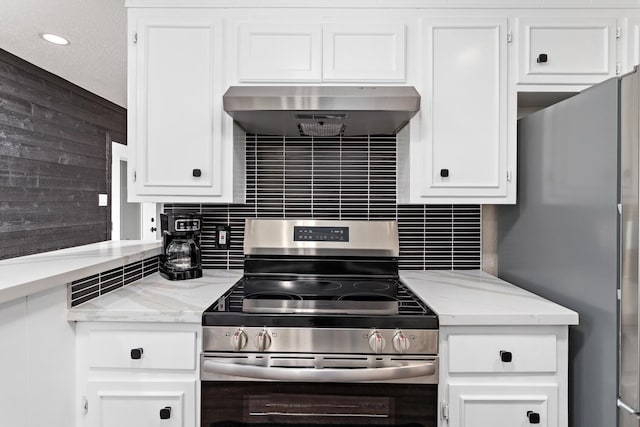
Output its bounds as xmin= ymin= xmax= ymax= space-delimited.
xmin=201 ymin=381 xmax=438 ymax=427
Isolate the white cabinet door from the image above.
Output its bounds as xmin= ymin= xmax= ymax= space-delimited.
xmin=626 ymin=17 xmax=640 ymax=74
xmin=517 ymin=17 xmax=617 ymax=85
xmin=323 ymin=23 xmax=406 ymax=82
xmin=237 ymin=23 xmax=322 ymax=82
xmin=88 ymin=381 xmax=195 ymax=427
xmin=448 ymin=383 xmax=559 ymax=427
xmin=128 ymin=10 xmax=240 ymax=203
xmin=410 ymin=17 xmax=511 ymax=203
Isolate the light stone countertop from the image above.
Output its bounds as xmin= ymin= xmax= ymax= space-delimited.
xmin=68 ymin=269 xmax=578 ymax=326
xmin=0 ymin=240 xmax=162 ymax=305
xmin=67 ymin=270 xmax=243 ymax=323
xmin=401 ymin=270 xmax=579 ymax=326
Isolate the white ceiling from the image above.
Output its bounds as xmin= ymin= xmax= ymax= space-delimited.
xmin=1 ymin=0 xmax=127 ymax=107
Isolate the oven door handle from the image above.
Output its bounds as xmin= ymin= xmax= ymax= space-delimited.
xmin=201 ymin=359 xmax=436 ymax=382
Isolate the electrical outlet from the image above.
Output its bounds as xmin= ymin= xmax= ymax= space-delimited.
xmin=216 ymin=225 xmax=231 ymax=250
xmin=98 ymin=193 xmax=108 ymax=206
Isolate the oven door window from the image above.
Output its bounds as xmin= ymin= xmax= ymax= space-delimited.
xmin=202 ymin=382 xmax=437 ymax=427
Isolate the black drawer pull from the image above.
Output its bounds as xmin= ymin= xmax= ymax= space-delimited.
xmin=536 ymin=53 xmax=548 ymax=63
xmin=192 ymin=168 xmax=202 ymax=177
xmin=527 ymin=411 xmax=540 ymax=424
xmin=440 ymin=168 xmax=449 ymax=178
xmin=499 ymin=350 xmax=512 ymax=362
xmin=160 ymin=406 xmax=172 ymax=420
xmin=130 ymin=348 xmax=143 ymax=360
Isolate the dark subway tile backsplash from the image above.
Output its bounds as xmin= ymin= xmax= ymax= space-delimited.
xmin=165 ymin=134 xmax=481 ymax=270
xmin=69 ymin=256 xmax=159 ymax=306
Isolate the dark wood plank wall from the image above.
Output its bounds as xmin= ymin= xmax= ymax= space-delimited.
xmin=0 ymin=49 xmax=127 ymax=260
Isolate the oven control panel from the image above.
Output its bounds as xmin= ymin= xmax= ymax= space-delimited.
xmin=294 ymin=226 xmax=349 ymax=242
xmin=203 ymin=326 xmax=439 ymax=355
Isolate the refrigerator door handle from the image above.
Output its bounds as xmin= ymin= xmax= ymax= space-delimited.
xmin=619 ymin=399 xmax=640 ymax=415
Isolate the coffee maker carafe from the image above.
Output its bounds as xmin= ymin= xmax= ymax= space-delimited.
xmin=160 ymin=212 xmax=203 ymax=280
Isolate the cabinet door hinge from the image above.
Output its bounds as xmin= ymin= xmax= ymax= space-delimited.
xmin=507 ymin=32 xmax=513 ymax=44
xmin=133 ymin=32 xmax=138 ymax=44
xmin=440 ymin=402 xmax=449 ymax=420
xmin=133 ymin=169 xmax=137 ymax=182
xmin=616 ymin=64 xmax=622 ymax=75
xmin=507 ymin=169 xmax=512 ymax=182
xmin=81 ymin=396 xmax=88 ymax=415
xmin=617 ymin=27 xmax=621 ymax=39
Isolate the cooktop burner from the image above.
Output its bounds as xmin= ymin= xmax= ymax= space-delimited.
xmin=202 ymin=277 xmax=438 ymax=329
xmin=241 ymin=276 xmax=397 ymax=298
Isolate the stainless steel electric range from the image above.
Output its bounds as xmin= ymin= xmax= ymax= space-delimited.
xmin=200 ymin=219 xmax=439 ymax=427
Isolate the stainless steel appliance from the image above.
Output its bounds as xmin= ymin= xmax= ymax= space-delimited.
xmin=223 ymin=85 xmax=420 ymax=137
xmin=201 ymin=219 xmax=439 ymax=427
xmin=159 ymin=212 xmax=202 ymax=280
xmin=498 ymin=68 xmax=640 ymax=427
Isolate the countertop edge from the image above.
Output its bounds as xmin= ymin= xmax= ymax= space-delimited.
xmin=67 ymin=309 xmax=202 ymax=324
xmin=436 ymin=313 xmax=580 ymax=326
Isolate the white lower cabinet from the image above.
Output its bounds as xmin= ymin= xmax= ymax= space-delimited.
xmin=448 ymin=383 xmax=558 ymax=427
xmin=87 ymin=380 xmax=195 ymax=427
xmin=440 ymin=326 xmax=569 ymax=427
xmin=76 ymin=322 xmax=201 ymax=427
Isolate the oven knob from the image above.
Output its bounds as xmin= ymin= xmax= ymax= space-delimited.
xmin=392 ymin=330 xmax=411 ymax=353
xmin=368 ymin=330 xmax=386 ymax=354
xmin=231 ymin=329 xmax=248 ymax=351
xmin=255 ymin=328 xmax=272 ymax=351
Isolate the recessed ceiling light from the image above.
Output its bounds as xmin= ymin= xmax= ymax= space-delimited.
xmin=40 ymin=33 xmax=70 ymax=46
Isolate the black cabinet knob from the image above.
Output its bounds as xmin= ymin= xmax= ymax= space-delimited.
xmin=150 ymin=227 xmax=157 ymax=232
xmin=130 ymin=348 xmax=143 ymax=360
xmin=440 ymin=168 xmax=449 ymax=178
xmin=537 ymin=53 xmax=548 ymax=63
xmin=527 ymin=411 xmax=540 ymax=424
xmin=500 ymin=350 xmax=512 ymax=362
xmin=192 ymin=168 xmax=202 ymax=177
xmin=160 ymin=406 xmax=172 ymax=420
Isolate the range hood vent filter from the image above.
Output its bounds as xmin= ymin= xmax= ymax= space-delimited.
xmin=223 ymin=86 xmax=420 ymax=137
xmin=297 ymin=121 xmax=346 ymax=137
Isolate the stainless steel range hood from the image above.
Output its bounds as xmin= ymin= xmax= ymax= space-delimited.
xmin=223 ymin=86 xmax=420 ymax=137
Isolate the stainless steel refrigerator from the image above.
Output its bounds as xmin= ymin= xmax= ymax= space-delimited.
xmin=498 ymin=69 xmax=640 ymax=427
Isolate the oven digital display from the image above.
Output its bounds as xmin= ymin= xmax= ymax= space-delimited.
xmin=294 ymin=226 xmax=349 ymax=242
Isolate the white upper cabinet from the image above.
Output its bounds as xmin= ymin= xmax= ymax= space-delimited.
xmin=238 ymin=23 xmax=322 ymax=82
xmin=399 ymin=17 xmax=513 ymax=204
xmin=233 ymin=20 xmax=407 ymax=83
xmin=323 ymin=23 xmax=406 ymax=82
xmin=625 ymin=17 xmax=640 ymax=74
xmin=127 ymin=9 xmax=244 ymax=203
xmin=516 ymin=17 xmax=618 ymax=85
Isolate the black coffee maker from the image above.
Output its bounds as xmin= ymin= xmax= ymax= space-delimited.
xmin=160 ymin=212 xmax=203 ymax=280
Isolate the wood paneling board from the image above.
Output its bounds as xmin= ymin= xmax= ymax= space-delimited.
xmin=0 ymin=49 xmax=125 ymax=260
